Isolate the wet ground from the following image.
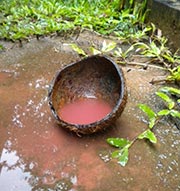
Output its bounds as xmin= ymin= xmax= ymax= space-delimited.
xmin=0 ymin=31 xmax=180 ymax=191
xmin=147 ymin=0 xmax=180 ymax=50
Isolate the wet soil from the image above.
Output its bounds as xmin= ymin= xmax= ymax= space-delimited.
xmin=0 ymin=31 xmax=180 ymax=191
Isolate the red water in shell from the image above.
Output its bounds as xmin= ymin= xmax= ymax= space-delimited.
xmin=58 ymin=98 xmax=112 ymax=125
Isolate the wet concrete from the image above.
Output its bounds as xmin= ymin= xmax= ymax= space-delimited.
xmin=0 ymin=31 xmax=180 ymax=191
xmin=147 ymin=0 xmax=180 ymax=50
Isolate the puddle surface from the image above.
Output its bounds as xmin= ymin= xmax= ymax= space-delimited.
xmin=58 ymin=98 xmax=112 ymax=125
xmin=0 ymin=33 xmax=180 ymax=191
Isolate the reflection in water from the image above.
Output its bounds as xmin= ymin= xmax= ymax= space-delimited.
xmin=0 ymin=146 xmax=32 ymax=191
xmin=0 ymin=70 xmax=81 ymax=190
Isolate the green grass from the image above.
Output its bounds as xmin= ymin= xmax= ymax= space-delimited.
xmin=0 ymin=0 xmax=147 ymax=41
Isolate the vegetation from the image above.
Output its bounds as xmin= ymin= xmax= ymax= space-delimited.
xmin=0 ymin=0 xmax=147 ymax=41
xmin=106 ymin=28 xmax=180 ymax=165
xmin=69 ymin=19 xmax=180 ymax=167
xmin=107 ymin=86 xmax=180 ymax=166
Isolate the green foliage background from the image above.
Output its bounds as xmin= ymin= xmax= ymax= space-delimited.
xmin=0 ymin=0 xmax=146 ymax=40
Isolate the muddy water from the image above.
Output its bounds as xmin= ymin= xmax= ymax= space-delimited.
xmin=0 ymin=33 xmax=180 ymax=191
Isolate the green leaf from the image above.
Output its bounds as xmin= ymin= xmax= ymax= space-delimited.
xmin=138 ymin=104 xmax=156 ymax=128
xmin=138 ymin=129 xmax=157 ymax=144
xmin=111 ymin=147 xmax=129 ymax=167
xmin=70 ymin=43 xmax=87 ymax=56
xmin=138 ymin=104 xmax=156 ymax=119
xmin=0 ymin=44 xmax=4 ymax=51
xmin=167 ymin=66 xmax=180 ymax=82
xmin=89 ymin=46 xmax=101 ymax=55
xmin=160 ymin=87 xmax=180 ymax=96
xmin=163 ymin=53 xmax=175 ymax=63
xmin=170 ymin=110 xmax=180 ymax=118
xmin=149 ymin=41 xmax=160 ymax=56
xmin=157 ymin=109 xmax=170 ymax=116
xmin=101 ymin=41 xmax=116 ymax=53
xmin=107 ymin=138 xmax=130 ymax=148
xmin=117 ymin=147 xmax=129 ymax=167
xmin=149 ymin=117 xmax=156 ymax=129
xmin=134 ymin=42 xmax=149 ymax=50
xmin=114 ymin=47 xmax=123 ymax=57
xmin=111 ymin=150 xmax=121 ymax=158
xmin=124 ymin=45 xmax=134 ymax=55
xmin=156 ymin=91 xmax=175 ymax=109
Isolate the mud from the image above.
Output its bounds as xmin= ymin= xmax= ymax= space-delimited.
xmin=0 ymin=31 xmax=180 ymax=191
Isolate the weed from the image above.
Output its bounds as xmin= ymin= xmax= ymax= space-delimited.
xmin=167 ymin=66 xmax=180 ymax=83
xmin=0 ymin=44 xmax=4 ymax=50
xmin=69 ymin=40 xmax=117 ymax=57
xmin=105 ymin=25 xmax=180 ymax=166
xmin=107 ymin=85 xmax=180 ymax=166
xmin=0 ymin=0 xmax=148 ymax=41
xmin=107 ymin=104 xmax=157 ymax=166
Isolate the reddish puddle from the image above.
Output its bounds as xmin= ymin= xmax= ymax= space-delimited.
xmin=58 ymin=98 xmax=112 ymax=125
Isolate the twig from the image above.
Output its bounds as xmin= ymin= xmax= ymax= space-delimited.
xmin=118 ymin=60 xmax=165 ymax=70
xmin=150 ymin=78 xmax=174 ymax=85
